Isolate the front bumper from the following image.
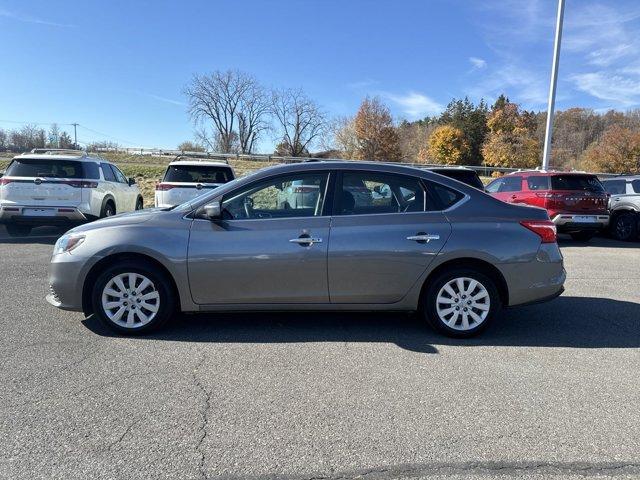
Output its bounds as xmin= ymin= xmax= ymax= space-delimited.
xmin=551 ymin=213 xmax=609 ymax=232
xmin=0 ymin=204 xmax=88 ymax=225
xmin=47 ymin=252 xmax=96 ymax=312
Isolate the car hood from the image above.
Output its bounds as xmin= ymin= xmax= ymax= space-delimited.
xmin=69 ymin=208 xmax=164 ymax=233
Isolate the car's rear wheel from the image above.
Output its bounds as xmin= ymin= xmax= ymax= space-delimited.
xmin=135 ymin=197 xmax=144 ymax=210
xmin=423 ymin=268 xmax=500 ymax=338
xmin=611 ymin=213 xmax=637 ymax=241
xmin=100 ymin=201 xmax=115 ymax=218
xmin=570 ymin=231 xmax=595 ymax=242
xmin=91 ymin=261 xmax=175 ymax=334
xmin=5 ymin=224 xmax=32 ymax=237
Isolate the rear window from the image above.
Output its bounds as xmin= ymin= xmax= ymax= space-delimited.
xmin=164 ymin=165 xmax=233 ymax=183
xmin=602 ymin=179 xmax=626 ymax=195
xmin=551 ymin=175 xmax=605 ymax=192
xmin=434 ymin=170 xmax=484 ymax=190
xmin=527 ymin=176 xmax=550 ymax=191
xmin=632 ymin=180 xmax=640 ymax=194
xmin=5 ymin=158 xmax=95 ymax=179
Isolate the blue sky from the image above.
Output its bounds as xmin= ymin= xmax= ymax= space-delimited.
xmin=1 ymin=0 xmax=640 ymax=151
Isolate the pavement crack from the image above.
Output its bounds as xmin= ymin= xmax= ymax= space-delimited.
xmin=192 ymin=351 xmax=211 ymax=479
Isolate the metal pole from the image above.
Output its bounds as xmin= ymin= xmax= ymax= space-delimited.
xmin=72 ymin=123 xmax=79 ymax=149
xmin=542 ymin=0 xmax=565 ymax=170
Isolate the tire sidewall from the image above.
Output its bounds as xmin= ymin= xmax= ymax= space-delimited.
xmin=91 ymin=262 xmax=174 ymax=334
xmin=101 ymin=201 xmax=115 ymax=218
xmin=613 ymin=213 xmax=637 ymax=241
xmin=423 ymin=268 xmax=500 ymax=338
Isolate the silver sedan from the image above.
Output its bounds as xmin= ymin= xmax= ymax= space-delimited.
xmin=47 ymin=161 xmax=565 ymax=337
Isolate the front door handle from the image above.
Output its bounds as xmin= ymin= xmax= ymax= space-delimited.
xmin=289 ymin=235 xmax=322 ymax=246
xmin=407 ymin=233 xmax=440 ymax=243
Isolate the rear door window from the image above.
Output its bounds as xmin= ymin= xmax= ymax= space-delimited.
xmin=110 ymin=164 xmax=128 ymax=183
xmin=631 ymin=180 xmax=640 ymax=194
xmin=164 ymin=165 xmax=233 ymax=183
xmin=498 ymin=176 xmax=522 ymax=192
xmin=5 ymin=159 xmax=85 ymax=178
xmin=551 ymin=175 xmax=605 ymax=192
xmin=602 ymin=180 xmax=626 ymax=195
xmin=527 ymin=176 xmax=550 ymax=191
xmin=101 ymin=163 xmax=116 ymax=182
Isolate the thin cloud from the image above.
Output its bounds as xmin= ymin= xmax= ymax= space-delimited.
xmin=383 ymin=91 xmax=443 ymax=119
xmin=0 ymin=8 xmax=76 ymax=28
xmin=141 ymin=93 xmax=186 ymax=107
xmin=469 ymin=57 xmax=487 ymax=70
xmin=571 ymin=72 xmax=640 ymax=106
xmin=347 ymin=79 xmax=379 ymax=90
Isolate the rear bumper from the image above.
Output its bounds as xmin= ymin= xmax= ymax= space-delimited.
xmin=551 ymin=213 xmax=609 ymax=232
xmin=0 ymin=204 xmax=88 ymax=225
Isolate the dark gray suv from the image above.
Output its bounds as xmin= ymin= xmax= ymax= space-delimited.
xmin=47 ymin=161 xmax=565 ymax=337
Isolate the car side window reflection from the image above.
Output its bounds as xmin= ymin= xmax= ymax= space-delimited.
xmin=221 ymin=172 xmax=329 ymax=220
xmin=338 ymin=172 xmax=425 ymax=215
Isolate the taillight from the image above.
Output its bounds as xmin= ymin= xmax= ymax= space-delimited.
xmin=520 ymin=220 xmax=557 ymax=243
xmin=156 ymin=183 xmax=175 ymax=191
xmin=66 ymin=180 xmax=98 ymax=188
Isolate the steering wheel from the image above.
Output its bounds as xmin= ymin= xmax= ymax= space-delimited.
xmin=243 ymin=196 xmax=254 ymax=218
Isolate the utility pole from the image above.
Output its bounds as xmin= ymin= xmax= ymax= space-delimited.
xmin=542 ymin=0 xmax=565 ymax=170
xmin=71 ymin=123 xmax=79 ymax=149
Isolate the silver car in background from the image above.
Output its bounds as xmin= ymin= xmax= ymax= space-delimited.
xmin=47 ymin=161 xmax=565 ymax=338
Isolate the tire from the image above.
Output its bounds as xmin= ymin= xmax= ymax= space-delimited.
xmin=611 ymin=213 xmax=637 ymax=241
xmin=423 ymin=268 xmax=500 ymax=338
xmin=135 ymin=197 xmax=144 ymax=210
xmin=570 ymin=231 xmax=595 ymax=242
xmin=91 ymin=261 xmax=175 ymax=335
xmin=5 ymin=224 xmax=32 ymax=237
xmin=100 ymin=201 xmax=115 ymax=218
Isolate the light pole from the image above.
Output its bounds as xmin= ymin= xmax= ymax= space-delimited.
xmin=541 ymin=0 xmax=565 ymax=170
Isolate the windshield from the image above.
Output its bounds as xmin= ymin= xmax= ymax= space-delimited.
xmin=551 ymin=175 xmax=605 ymax=192
xmin=163 ymin=165 xmax=233 ymax=183
xmin=5 ymin=158 xmax=87 ymax=178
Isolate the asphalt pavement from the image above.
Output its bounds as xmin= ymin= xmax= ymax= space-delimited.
xmin=0 ymin=230 xmax=639 ymax=479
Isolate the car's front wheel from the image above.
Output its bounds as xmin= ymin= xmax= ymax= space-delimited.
xmin=91 ymin=261 xmax=175 ymax=334
xmin=423 ymin=268 xmax=500 ymax=338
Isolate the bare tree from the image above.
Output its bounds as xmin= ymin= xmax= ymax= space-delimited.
xmin=271 ymin=88 xmax=327 ymax=157
xmin=184 ymin=70 xmax=268 ymax=154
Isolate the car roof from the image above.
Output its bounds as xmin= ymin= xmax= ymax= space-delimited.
xmin=14 ymin=152 xmax=105 ymax=163
xmin=501 ymin=170 xmax=596 ymax=177
xmin=426 ymin=166 xmax=476 ymax=173
xmin=601 ymin=175 xmax=639 ymax=181
xmin=168 ymin=160 xmax=232 ymax=167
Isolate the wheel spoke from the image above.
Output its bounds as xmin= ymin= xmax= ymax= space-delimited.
xmin=461 ymin=312 xmax=469 ymax=329
xmin=134 ymin=309 xmax=149 ymax=323
xmin=111 ymin=306 xmax=126 ymax=322
xmin=128 ymin=273 xmax=137 ymax=290
xmin=465 ymin=280 xmax=478 ymax=295
xmin=456 ymin=278 xmax=465 ymax=295
xmin=104 ymin=288 xmax=122 ymax=298
xmin=472 ymin=302 xmax=490 ymax=311
xmin=137 ymin=278 xmax=151 ymax=292
xmin=126 ymin=310 xmax=135 ymax=326
xmin=104 ymin=301 xmax=121 ymax=310
xmin=140 ymin=301 xmax=158 ymax=313
xmin=472 ymin=291 xmax=488 ymax=301
xmin=437 ymin=295 xmax=456 ymax=304
xmin=113 ymin=276 xmax=126 ymax=294
xmin=438 ymin=306 xmax=456 ymax=317
xmin=139 ymin=291 xmax=159 ymax=302
xmin=443 ymin=283 xmax=457 ymax=298
xmin=446 ymin=311 xmax=460 ymax=326
xmin=468 ymin=310 xmax=483 ymax=324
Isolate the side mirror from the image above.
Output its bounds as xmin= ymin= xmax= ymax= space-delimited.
xmin=203 ymin=201 xmax=222 ymax=220
xmin=128 ymin=177 xmax=136 ymax=186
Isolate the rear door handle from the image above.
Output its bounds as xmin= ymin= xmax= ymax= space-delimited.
xmin=406 ymin=234 xmax=440 ymax=243
xmin=289 ymin=236 xmax=322 ymax=246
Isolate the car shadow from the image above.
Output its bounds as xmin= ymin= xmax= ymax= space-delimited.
xmin=82 ymin=296 xmax=639 ymax=353
xmin=557 ymin=235 xmax=639 ymax=248
xmin=0 ymin=225 xmax=61 ymax=245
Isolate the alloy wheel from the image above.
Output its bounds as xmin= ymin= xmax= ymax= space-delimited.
xmin=101 ymin=272 xmax=160 ymax=328
xmin=435 ymin=277 xmax=490 ymax=331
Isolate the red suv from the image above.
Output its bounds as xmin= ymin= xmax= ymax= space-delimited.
xmin=486 ymin=171 xmax=609 ymax=241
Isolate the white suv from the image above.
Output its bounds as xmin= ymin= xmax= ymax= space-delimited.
xmin=154 ymin=157 xmax=235 ymax=208
xmin=0 ymin=149 xmax=143 ymax=236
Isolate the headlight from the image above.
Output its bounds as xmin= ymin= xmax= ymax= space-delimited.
xmin=53 ymin=234 xmax=86 ymax=255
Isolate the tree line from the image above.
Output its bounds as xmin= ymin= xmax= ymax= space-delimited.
xmin=0 ymin=123 xmax=75 ymax=152
xmin=183 ymin=70 xmax=640 ymax=174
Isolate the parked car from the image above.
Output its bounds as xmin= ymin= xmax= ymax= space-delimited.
xmin=426 ymin=166 xmax=485 ymax=190
xmin=601 ymin=175 xmax=640 ymax=241
xmin=486 ymin=171 xmax=609 ymax=241
xmin=47 ymin=161 xmax=565 ymax=338
xmin=0 ymin=149 xmax=143 ymax=236
xmin=154 ymin=157 xmax=235 ymax=207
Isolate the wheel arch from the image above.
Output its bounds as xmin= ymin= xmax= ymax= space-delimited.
xmin=100 ymin=195 xmax=116 ymax=215
xmin=82 ymin=252 xmax=181 ymax=315
xmin=419 ymin=257 xmax=509 ymax=308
